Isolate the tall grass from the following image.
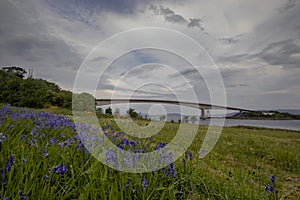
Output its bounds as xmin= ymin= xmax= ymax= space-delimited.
xmin=0 ymin=104 xmax=299 ymax=199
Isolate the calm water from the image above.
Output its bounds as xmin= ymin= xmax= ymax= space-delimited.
xmin=198 ymin=119 xmax=300 ymax=131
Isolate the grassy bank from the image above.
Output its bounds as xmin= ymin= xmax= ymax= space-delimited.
xmin=0 ymin=105 xmax=299 ymax=199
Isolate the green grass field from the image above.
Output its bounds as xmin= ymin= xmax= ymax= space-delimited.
xmin=0 ymin=105 xmax=299 ymax=199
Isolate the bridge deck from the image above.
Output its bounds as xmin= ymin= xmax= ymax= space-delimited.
xmin=95 ymin=99 xmax=251 ymax=112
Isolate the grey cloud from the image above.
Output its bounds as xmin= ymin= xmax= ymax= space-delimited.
xmin=149 ymin=5 xmax=204 ymax=30
xmin=187 ymin=18 xmax=204 ymax=30
xmin=46 ymin=0 xmax=150 ymax=15
xmin=165 ymin=14 xmax=187 ymax=24
xmin=226 ymin=83 xmax=248 ymax=88
xmin=219 ymin=33 xmax=245 ymax=45
xmin=258 ymin=39 xmax=300 ymax=68
xmin=279 ymin=0 xmax=298 ymax=12
xmin=220 ymin=39 xmax=300 ymax=69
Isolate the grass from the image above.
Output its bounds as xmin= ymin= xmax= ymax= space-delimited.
xmin=0 ymin=104 xmax=299 ymax=199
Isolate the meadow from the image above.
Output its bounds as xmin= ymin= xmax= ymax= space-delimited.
xmin=0 ymin=104 xmax=299 ymax=199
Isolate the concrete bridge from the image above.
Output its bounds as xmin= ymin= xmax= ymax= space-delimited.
xmin=95 ymin=99 xmax=251 ymax=120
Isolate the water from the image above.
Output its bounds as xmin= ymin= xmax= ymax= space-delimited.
xmin=198 ymin=119 xmax=300 ymax=131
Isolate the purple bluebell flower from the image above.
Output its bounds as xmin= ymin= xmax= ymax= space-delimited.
xmin=19 ymin=191 xmax=28 ymax=200
xmin=132 ymin=189 xmax=137 ymax=193
xmin=2 ymin=177 xmax=7 ymax=185
xmin=270 ymin=175 xmax=276 ymax=184
xmin=30 ymin=139 xmax=36 ymax=146
xmin=42 ymin=150 xmax=49 ymax=157
xmin=50 ymin=164 xmax=67 ymax=175
xmin=4 ymin=197 xmax=9 ymax=200
xmin=49 ymin=137 xmax=57 ymax=145
xmin=9 ymin=155 xmax=14 ymax=166
xmin=65 ymin=137 xmax=74 ymax=146
xmin=199 ymin=149 xmax=208 ymax=156
xmin=0 ymin=133 xmax=6 ymax=142
xmin=124 ymin=179 xmax=131 ymax=190
xmin=185 ymin=151 xmax=192 ymax=161
xmin=182 ymin=158 xmax=186 ymax=165
xmin=30 ymin=128 xmax=37 ymax=137
xmin=265 ymin=184 xmax=274 ymax=192
xmin=142 ymin=177 xmax=148 ymax=190
xmin=58 ymin=142 xmax=64 ymax=149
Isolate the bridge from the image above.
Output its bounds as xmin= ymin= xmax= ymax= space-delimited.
xmin=95 ymin=99 xmax=251 ymax=120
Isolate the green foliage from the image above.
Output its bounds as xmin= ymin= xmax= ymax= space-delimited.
xmin=182 ymin=115 xmax=190 ymax=123
xmin=2 ymin=66 xmax=27 ymax=79
xmin=72 ymin=92 xmax=95 ymax=111
xmin=126 ymin=108 xmax=139 ymax=118
xmin=105 ymin=107 xmax=112 ymax=115
xmin=0 ymin=69 xmax=72 ymax=109
xmin=160 ymin=115 xmax=166 ymax=122
xmin=190 ymin=116 xmax=197 ymax=124
xmin=1 ymin=106 xmax=299 ymax=199
xmin=230 ymin=111 xmax=300 ymax=119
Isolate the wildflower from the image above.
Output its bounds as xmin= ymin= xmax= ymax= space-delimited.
xmin=0 ymin=133 xmax=6 ymax=142
xmin=30 ymin=128 xmax=37 ymax=137
xmin=142 ymin=177 xmax=148 ymax=190
xmin=5 ymin=155 xmax=14 ymax=172
xmin=106 ymin=148 xmax=117 ymax=165
xmin=66 ymin=137 xmax=74 ymax=146
xmin=19 ymin=191 xmax=29 ymax=200
xmin=185 ymin=151 xmax=192 ymax=161
xmin=42 ymin=150 xmax=49 ymax=157
xmin=30 ymin=139 xmax=36 ymax=146
xmin=50 ymin=164 xmax=67 ymax=175
xmin=199 ymin=149 xmax=208 ymax=156
xmin=123 ymin=157 xmax=131 ymax=167
xmin=132 ymin=189 xmax=137 ymax=193
xmin=9 ymin=155 xmax=14 ymax=166
xmin=270 ymin=175 xmax=276 ymax=184
xmin=124 ymin=179 xmax=131 ymax=190
xmin=182 ymin=158 xmax=186 ymax=165
xmin=265 ymin=184 xmax=274 ymax=192
xmin=2 ymin=177 xmax=7 ymax=185
xmin=49 ymin=137 xmax=57 ymax=145
xmin=4 ymin=197 xmax=9 ymax=200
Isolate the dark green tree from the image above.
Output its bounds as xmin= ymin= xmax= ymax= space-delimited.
xmin=2 ymin=66 xmax=27 ymax=79
xmin=105 ymin=107 xmax=112 ymax=115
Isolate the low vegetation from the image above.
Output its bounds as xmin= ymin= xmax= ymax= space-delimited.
xmin=0 ymin=104 xmax=299 ymax=199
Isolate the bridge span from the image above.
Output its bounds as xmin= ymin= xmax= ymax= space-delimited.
xmin=95 ymin=99 xmax=251 ymax=120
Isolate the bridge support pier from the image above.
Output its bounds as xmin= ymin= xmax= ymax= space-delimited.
xmin=200 ymin=108 xmax=207 ymax=120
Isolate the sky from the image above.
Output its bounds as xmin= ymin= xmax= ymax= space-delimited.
xmin=1 ymin=0 xmax=300 ymax=111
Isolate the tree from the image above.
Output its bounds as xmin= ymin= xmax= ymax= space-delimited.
xmin=2 ymin=66 xmax=27 ymax=79
xmin=96 ymin=107 xmax=103 ymax=115
xmin=183 ymin=116 xmax=189 ymax=123
xmin=105 ymin=107 xmax=112 ymax=115
xmin=190 ymin=116 xmax=197 ymax=124
xmin=160 ymin=115 xmax=166 ymax=122
xmin=126 ymin=108 xmax=138 ymax=118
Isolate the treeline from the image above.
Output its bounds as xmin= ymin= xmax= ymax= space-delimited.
xmin=229 ymin=111 xmax=300 ymax=120
xmin=0 ymin=66 xmax=72 ymax=109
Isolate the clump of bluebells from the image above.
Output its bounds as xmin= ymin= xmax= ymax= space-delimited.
xmin=265 ymin=175 xmax=278 ymax=198
xmin=0 ymin=104 xmax=186 ymax=198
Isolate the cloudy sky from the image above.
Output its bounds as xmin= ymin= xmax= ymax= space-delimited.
xmin=1 ymin=0 xmax=300 ymax=110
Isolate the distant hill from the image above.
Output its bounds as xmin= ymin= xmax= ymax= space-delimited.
xmin=277 ymin=109 xmax=300 ymax=115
